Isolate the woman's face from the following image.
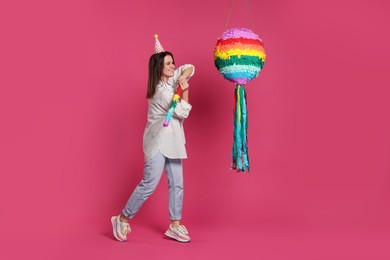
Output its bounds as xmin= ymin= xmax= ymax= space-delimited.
xmin=161 ymin=55 xmax=175 ymax=82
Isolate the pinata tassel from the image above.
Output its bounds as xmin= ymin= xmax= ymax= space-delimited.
xmin=232 ymin=84 xmax=250 ymax=172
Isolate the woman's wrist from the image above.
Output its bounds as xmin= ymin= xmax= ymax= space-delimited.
xmin=180 ymin=84 xmax=189 ymax=91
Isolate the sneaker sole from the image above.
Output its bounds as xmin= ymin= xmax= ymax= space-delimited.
xmin=111 ymin=216 xmax=125 ymax=242
xmin=164 ymin=230 xmax=191 ymax=243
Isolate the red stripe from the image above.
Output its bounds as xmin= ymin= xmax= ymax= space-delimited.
xmin=176 ymin=86 xmax=183 ymax=96
xmin=217 ymin=38 xmax=264 ymax=47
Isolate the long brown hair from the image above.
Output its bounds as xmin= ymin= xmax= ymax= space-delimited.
xmin=147 ymin=51 xmax=175 ymax=98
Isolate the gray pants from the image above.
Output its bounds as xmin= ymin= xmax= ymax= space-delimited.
xmin=122 ymin=151 xmax=184 ymax=221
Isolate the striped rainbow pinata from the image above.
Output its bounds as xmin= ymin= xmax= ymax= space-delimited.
xmin=214 ymin=28 xmax=266 ymax=172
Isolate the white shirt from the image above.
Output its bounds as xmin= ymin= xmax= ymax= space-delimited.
xmin=143 ymin=64 xmax=195 ymax=161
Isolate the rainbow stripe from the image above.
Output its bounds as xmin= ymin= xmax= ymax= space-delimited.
xmin=214 ymin=28 xmax=266 ymax=85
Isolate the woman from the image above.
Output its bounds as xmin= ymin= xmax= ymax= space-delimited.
xmin=111 ymin=48 xmax=194 ymax=243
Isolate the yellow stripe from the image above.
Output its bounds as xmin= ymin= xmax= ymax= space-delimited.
xmin=214 ymin=48 xmax=266 ymax=61
xmin=237 ymin=85 xmax=241 ymax=123
xmin=173 ymin=94 xmax=180 ymax=101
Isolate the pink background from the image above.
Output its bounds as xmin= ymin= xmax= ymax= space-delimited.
xmin=1 ymin=0 xmax=390 ymax=259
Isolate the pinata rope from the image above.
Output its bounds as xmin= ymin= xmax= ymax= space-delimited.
xmin=224 ymin=0 xmax=254 ymax=31
xmin=215 ymin=1 xmax=265 ymax=172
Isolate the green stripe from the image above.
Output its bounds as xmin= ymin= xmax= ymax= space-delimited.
xmin=215 ymin=56 xmax=265 ymax=70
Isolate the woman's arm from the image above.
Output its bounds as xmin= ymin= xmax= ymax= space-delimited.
xmin=177 ymin=66 xmax=193 ymax=103
xmin=178 ymin=77 xmax=189 ymax=103
xmin=181 ymin=66 xmax=193 ymax=80
xmin=182 ymin=88 xmax=189 ymax=103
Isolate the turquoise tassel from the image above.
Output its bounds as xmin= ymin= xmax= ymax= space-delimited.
xmin=232 ymin=85 xmax=250 ymax=172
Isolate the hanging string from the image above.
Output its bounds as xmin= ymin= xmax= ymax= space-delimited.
xmin=245 ymin=0 xmax=255 ymax=31
xmin=224 ymin=0 xmax=255 ymax=31
xmin=224 ymin=0 xmax=235 ymax=31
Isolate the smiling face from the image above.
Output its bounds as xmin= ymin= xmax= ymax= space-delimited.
xmin=161 ymin=55 xmax=175 ymax=82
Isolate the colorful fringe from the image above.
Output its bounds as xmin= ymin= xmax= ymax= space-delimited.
xmin=232 ymin=84 xmax=249 ymax=172
xmin=163 ymin=86 xmax=183 ymax=127
xmin=214 ymin=28 xmax=266 ymax=172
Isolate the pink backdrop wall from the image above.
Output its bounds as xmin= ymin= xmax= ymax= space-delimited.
xmin=1 ymin=0 xmax=390 ymax=259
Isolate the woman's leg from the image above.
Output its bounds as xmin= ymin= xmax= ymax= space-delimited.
xmin=164 ymin=159 xmax=191 ymax=242
xmin=122 ymin=152 xmax=165 ymax=219
xmin=164 ymin=158 xmax=184 ymax=223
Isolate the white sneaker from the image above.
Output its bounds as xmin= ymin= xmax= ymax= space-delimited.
xmin=164 ymin=224 xmax=191 ymax=243
xmin=111 ymin=215 xmax=131 ymax=241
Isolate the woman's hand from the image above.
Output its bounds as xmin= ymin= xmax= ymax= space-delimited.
xmin=178 ymin=76 xmax=189 ymax=91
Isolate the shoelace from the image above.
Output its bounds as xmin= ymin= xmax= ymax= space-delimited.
xmin=121 ymin=222 xmax=130 ymax=236
xmin=178 ymin=225 xmax=188 ymax=235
